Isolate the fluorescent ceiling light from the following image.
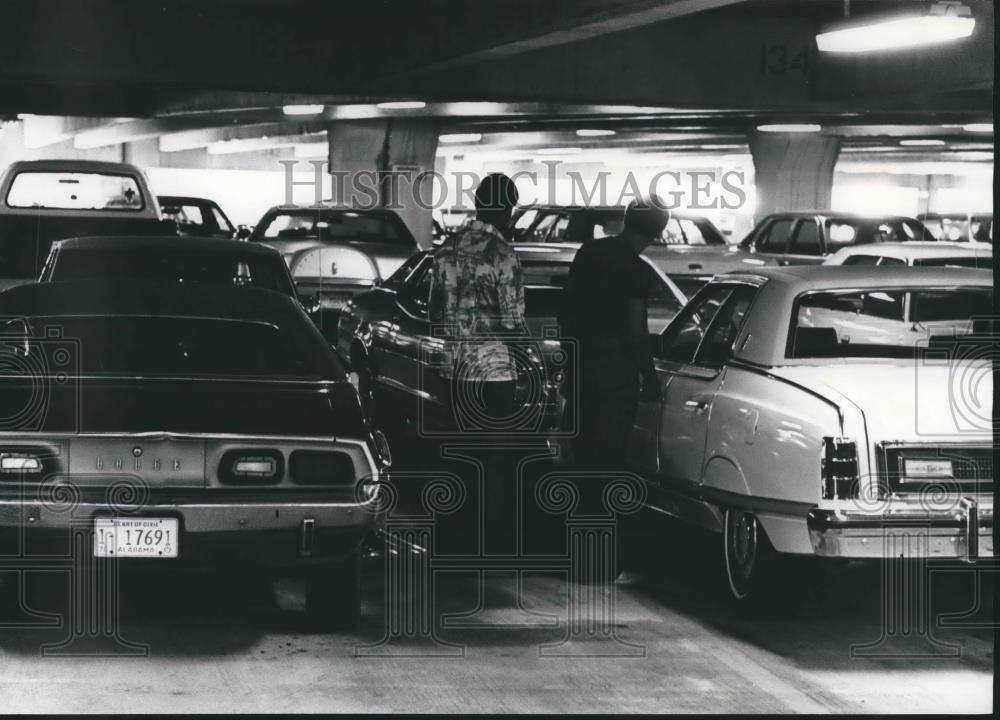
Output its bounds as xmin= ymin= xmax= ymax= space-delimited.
xmin=377 ymin=101 xmax=427 ymax=110
xmin=817 ymin=13 xmax=975 ymax=54
xmin=576 ymin=129 xmax=616 ymax=137
xmin=16 ymin=113 xmax=34 ymax=120
xmin=208 ymin=138 xmax=296 ymax=154
xmin=756 ymin=124 xmax=821 ymax=133
xmin=535 ymin=147 xmax=582 ymax=155
xmin=699 ymin=144 xmax=744 ymax=150
xmin=953 ymin=151 xmax=993 ymax=161
xmin=439 ymin=133 xmax=483 ymax=143
xmin=963 ymin=123 xmax=992 ymax=133
xmin=283 ymin=104 xmax=325 ymax=116
xmin=899 ymin=139 xmax=946 ymax=146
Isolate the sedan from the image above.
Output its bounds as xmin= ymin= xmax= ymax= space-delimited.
xmin=248 ymin=206 xmax=418 ymax=281
xmin=336 ymin=243 xmax=687 ymax=435
xmin=0 ymin=281 xmax=389 ymax=630
xmin=624 ymin=266 xmax=992 ymax=606
xmin=824 ymin=241 xmax=992 ymax=269
xmin=740 ymin=212 xmax=937 ymax=266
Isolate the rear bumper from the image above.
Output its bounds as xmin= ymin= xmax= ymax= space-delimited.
xmin=807 ymin=496 xmax=993 ymax=561
xmin=0 ymin=497 xmax=382 ymax=568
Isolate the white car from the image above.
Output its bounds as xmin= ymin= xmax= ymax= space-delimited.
xmin=626 ymin=266 xmax=993 ymax=605
xmin=824 ymin=241 xmax=992 ymax=269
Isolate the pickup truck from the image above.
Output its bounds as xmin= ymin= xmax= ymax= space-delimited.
xmin=0 ymin=159 xmax=176 ymax=291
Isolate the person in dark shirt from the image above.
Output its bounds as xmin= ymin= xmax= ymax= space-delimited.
xmin=558 ymin=198 xmax=670 ymax=471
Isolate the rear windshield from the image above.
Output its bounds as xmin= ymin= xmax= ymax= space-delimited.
xmin=47 ymin=248 xmax=294 ymax=295
xmin=6 ymin=172 xmax=145 ymax=211
xmin=258 ymin=211 xmax=416 ymax=247
xmin=824 ymin=218 xmax=931 ymax=248
xmin=914 ymin=256 xmax=990 ymax=269
xmin=788 ymin=287 xmax=992 ymax=359
xmin=3 ymin=315 xmax=324 ymax=378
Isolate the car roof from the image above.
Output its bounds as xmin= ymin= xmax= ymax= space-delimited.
xmin=0 ymin=280 xmax=300 ymax=321
xmin=735 ymin=265 xmax=992 ymax=289
xmin=158 ymin=195 xmax=218 ymax=206
xmin=516 ymin=205 xmax=708 ymax=220
xmin=829 ymin=242 xmax=991 ymax=259
xmin=263 ymin=205 xmax=401 ymax=216
xmin=759 ymin=211 xmax=917 ymax=221
xmin=512 ymin=242 xmax=581 ymax=262
xmin=51 ymin=236 xmax=281 ymax=257
xmin=2 ymin=159 xmax=144 ymax=174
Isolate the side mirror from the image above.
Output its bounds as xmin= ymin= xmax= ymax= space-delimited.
xmin=235 ymin=225 xmax=252 ymax=240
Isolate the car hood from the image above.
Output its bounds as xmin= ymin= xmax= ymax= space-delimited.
xmin=643 ymin=246 xmax=775 ymax=275
xmin=258 ymin=240 xmax=414 ymax=279
xmin=769 ymin=361 xmax=992 ymax=442
xmin=0 ymin=278 xmax=34 ymax=293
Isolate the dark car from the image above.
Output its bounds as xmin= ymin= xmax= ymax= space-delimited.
xmin=158 ymin=195 xmax=237 ymax=239
xmin=39 ymin=236 xmax=298 ymax=297
xmin=917 ymin=212 xmax=992 ymax=244
xmin=740 ymin=212 xmax=938 ymax=266
xmin=248 ymin=206 xmax=419 ymax=281
xmin=0 ymin=281 xmax=389 ymax=630
xmin=335 ymin=243 xmax=687 ymax=435
xmin=510 ymin=205 xmax=774 ymax=296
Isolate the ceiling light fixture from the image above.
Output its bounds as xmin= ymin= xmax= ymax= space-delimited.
xmin=900 ymin=139 xmax=946 ymax=146
xmin=282 ymin=104 xmax=325 ymax=116
xmin=439 ymin=133 xmax=483 ymax=143
xmin=376 ymin=101 xmax=427 ymax=110
xmin=817 ymin=2 xmax=976 ymax=54
xmin=756 ymin=123 xmax=822 ymax=133
xmin=962 ymin=123 xmax=992 ymax=133
xmin=575 ymin=129 xmax=616 ymax=137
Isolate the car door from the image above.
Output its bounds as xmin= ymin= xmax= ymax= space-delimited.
xmin=628 ymin=284 xmax=733 ymax=480
xmin=783 ymin=218 xmax=825 ymax=265
xmin=751 ymin=217 xmax=794 ymax=265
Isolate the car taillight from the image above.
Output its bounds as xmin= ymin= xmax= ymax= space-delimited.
xmin=822 ymin=437 xmax=859 ymax=499
xmin=288 ymin=450 xmax=355 ymax=485
xmin=0 ymin=453 xmax=43 ymax=473
xmin=219 ymin=449 xmax=283 ymax=484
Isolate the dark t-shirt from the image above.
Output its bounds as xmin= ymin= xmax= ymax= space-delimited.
xmin=558 ymin=235 xmax=652 ymax=344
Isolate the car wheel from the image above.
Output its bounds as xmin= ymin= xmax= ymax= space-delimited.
xmin=304 ymin=553 xmax=361 ymax=632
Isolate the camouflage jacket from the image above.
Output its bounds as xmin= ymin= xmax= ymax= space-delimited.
xmin=429 ymin=219 xmax=526 ymax=381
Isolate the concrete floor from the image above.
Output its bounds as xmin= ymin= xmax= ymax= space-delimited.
xmin=0 ymin=444 xmax=993 ymax=713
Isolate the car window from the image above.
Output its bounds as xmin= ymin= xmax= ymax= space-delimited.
xmin=658 ymin=285 xmax=734 ymax=364
xmin=528 ymin=213 xmax=560 ymax=242
xmin=49 ymin=248 xmax=295 ymax=295
xmin=914 ymin=256 xmax=987 ymax=269
xmin=661 ymin=218 xmax=686 ymax=245
xmin=549 ymin=215 xmax=571 ymax=242
xmin=400 ymin=261 xmax=432 ymax=315
xmin=646 ymin=267 xmax=685 ymax=332
xmin=790 ymin=287 xmax=992 ymax=359
xmin=695 ymin=285 xmax=756 ymax=366
xmin=513 ymin=209 xmax=538 ymax=232
xmin=258 ymin=211 xmax=415 ymax=247
xmin=380 ymin=252 xmax=428 ymax=291
xmin=841 ymin=254 xmax=881 ymax=266
xmin=789 ymin=219 xmax=822 ymax=255
xmin=7 ymin=171 xmax=145 ymax=211
xmin=758 ymin=219 xmax=793 ymax=253
xmin=826 ymin=220 xmax=859 ymax=249
xmin=212 ymin=207 xmax=234 ymax=233
xmin=162 ymin=203 xmax=205 ymax=230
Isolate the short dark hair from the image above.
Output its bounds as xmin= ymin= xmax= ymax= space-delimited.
xmin=474 ymin=173 xmax=519 ymax=212
xmin=624 ymin=198 xmax=671 ymax=237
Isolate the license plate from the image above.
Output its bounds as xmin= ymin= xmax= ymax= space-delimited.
xmin=93 ymin=517 xmax=178 ymax=558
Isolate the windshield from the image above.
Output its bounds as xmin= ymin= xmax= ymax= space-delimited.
xmin=47 ymin=248 xmax=294 ymax=295
xmin=3 ymin=315 xmax=323 ymax=378
xmin=6 ymin=172 xmax=145 ymax=211
xmin=258 ymin=211 xmax=416 ymax=248
xmin=789 ymin=286 xmax=992 ymax=359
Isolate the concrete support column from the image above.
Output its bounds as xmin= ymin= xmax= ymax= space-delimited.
xmin=327 ymin=119 xmax=440 ymax=249
xmin=748 ymin=132 xmax=841 ymax=222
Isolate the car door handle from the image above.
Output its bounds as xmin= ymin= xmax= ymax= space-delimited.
xmin=683 ymin=400 xmax=709 ymax=412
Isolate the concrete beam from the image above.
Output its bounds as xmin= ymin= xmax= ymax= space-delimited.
xmin=159 ymin=120 xmax=326 ymax=152
xmin=71 ymin=110 xmax=293 ymax=149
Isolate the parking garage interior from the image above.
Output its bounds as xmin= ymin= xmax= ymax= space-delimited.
xmin=0 ymin=0 xmax=994 ymax=714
